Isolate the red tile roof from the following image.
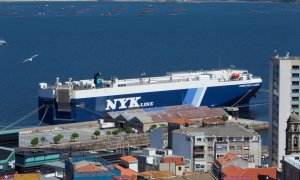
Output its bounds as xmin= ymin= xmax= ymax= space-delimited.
xmin=75 ymin=163 xmax=105 ymax=173
xmin=222 ymin=164 xmax=242 ymax=176
xmin=217 ymin=153 xmax=238 ymax=165
xmin=202 ymin=117 xmax=226 ymax=125
xmin=120 ymin=156 xmax=138 ymax=163
xmin=163 ymin=156 xmax=185 ymax=165
xmin=222 ymin=165 xmax=277 ymax=180
xmin=115 ymin=164 xmax=137 ymax=180
xmin=168 ymin=118 xmax=196 ymax=125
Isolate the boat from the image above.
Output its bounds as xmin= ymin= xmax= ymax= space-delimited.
xmin=38 ymin=69 xmax=262 ymax=124
xmin=0 ymin=39 xmax=7 ymax=46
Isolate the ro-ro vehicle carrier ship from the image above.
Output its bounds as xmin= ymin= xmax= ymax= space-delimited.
xmin=38 ymin=69 xmax=262 ymax=124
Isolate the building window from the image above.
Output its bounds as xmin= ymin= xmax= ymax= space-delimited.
xmin=207 ymin=137 xmax=214 ymax=142
xmin=243 ymin=154 xmax=249 ymax=159
xmin=208 ymin=146 xmax=213 ymax=151
xmin=195 ymin=164 xmax=200 ymax=168
xmin=292 ymin=97 xmax=299 ymax=101
xmin=230 ymin=146 xmax=235 ymax=151
xmin=244 ymin=137 xmax=250 ymax=141
xmin=229 ymin=137 xmax=233 ymax=141
xmin=292 ymin=81 xmax=299 ymax=85
xmin=292 ymin=65 xmax=299 ymax=69
xmin=236 ymin=146 xmax=242 ymax=151
xmin=292 ymin=105 xmax=299 ymax=109
xmin=194 ymin=154 xmax=204 ymax=158
xmin=197 ymin=138 xmax=202 ymax=141
xmin=292 ymin=73 xmax=299 ymax=78
xmin=216 ymin=137 xmax=223 ymax=142
xmin=243 ymin=146 xmax=249 ymax=150
xmin=222 ymin=147 xmax=227 ymax=151
xmin=178 ymin=167 xmax=182 ymax=171
xmin=292 ymin=89 xmax=299 ymax=93
xmin=294 ymin=136 xmax=298 ymax=148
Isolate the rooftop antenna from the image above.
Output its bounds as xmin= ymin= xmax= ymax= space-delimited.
xmin=286 ymin=51 xmax=290 ymax=59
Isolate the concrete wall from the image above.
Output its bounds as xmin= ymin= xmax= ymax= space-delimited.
xmin=172 ymin=132 xmax=192 ymax=160
xmin=149 ymin=127 xmax=166 ymax=149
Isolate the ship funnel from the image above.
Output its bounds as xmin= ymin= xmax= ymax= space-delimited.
xmin=94 ymin=72 xmax=102 ymax=89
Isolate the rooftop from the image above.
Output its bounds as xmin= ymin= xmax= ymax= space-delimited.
xmin=120 ymin=156 xmax=138 ymax=163
xmin=15 ymin=147 xmax=59 ymax=158
xmin=168 ymin=118 xmax=196 ymax=125
xmin=75 ymin=163 xmax=105 ymax=173
xmin=115 ymin=164 xmax=138 ymax=179
xmin=222 ymin=165 xmax=276 ymax=180
xmin=283 ymin=154 xmax=300 ymax=170
xmin=202 ymin=117 xmax=226 ymax=125
xmin=107 ymin=104 xmax=227 ymax=123
xmin=217 ymin=153 xmax=238 ymax=165
xmin=138 ymin=170 xmax=175 ymax=179
xmin=163 ymin=156 xmax=184 ymax=165
xmin=173 ymin=124 xmax=256 ymax=137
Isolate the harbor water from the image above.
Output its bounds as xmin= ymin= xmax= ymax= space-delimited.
xmin=1 ymin=2 xmax=300 ymax=146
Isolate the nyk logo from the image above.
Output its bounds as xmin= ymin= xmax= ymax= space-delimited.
xmin=105 ymin=97 xmax=154 ymax=110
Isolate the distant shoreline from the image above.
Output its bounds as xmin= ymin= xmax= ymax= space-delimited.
xmin=0 ymin=0 xmax=298 ymax=3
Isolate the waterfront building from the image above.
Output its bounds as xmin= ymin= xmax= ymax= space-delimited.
xmin=0 ymin=129 xmax=19 ymax=148
xmin=269 ymin=53 xmax=300 ymax=167
xmin=15 ymin=148 xmax=60 ymax=173
xmin=104 ymin=105 xmax=227 ymax=133
xmin=281 ymin=154 xmax=300 ymax=180
xmin=172 ymin=124 xmax=261 ymax=173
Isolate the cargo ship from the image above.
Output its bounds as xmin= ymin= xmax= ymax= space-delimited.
xmin=38 ymin=69 xmax=262 ymax=124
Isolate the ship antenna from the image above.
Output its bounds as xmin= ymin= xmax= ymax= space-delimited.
xmin=218 ymin=56 xmax=221 ymax=69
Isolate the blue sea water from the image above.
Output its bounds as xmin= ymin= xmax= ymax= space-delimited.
xmin=1 ymin=1 xmax=300 ymax=145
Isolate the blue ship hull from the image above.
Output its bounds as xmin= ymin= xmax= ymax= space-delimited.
xmin=38 ymin=83 xmax=261 ymax=125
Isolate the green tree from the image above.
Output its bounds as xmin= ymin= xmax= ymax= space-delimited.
xmin=106 ymin=131 xmax=111 ymax=136
xmin=40 ymin=137 xmax=46 ymax=144
xmin=53 ymin=134 xmax=64 ymax=144
xmin=31 ymin=137 xmax=39 ymax=147
xmin=71 ymin=133 xmax=79 ymax=141
xmin=221 ymin=115 xmax=229 ymax=121
xmin=125 ymin=127 xmax=134 ymax=134
xmin=149 ymin=124 xmax=157 ymax=131
xmin=112 ymin=130 xmax=119 ymax=135
xmin=94 ymin=130 xmax=101 ymax=138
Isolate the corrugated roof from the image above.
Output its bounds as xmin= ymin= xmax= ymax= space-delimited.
xmin=168 ymin=118 xmax=196 ymax=125
xmin=120 ymin=156 xmax=138 ymax=163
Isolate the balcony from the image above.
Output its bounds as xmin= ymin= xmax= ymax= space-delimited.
xmin=292 ymin=78 xmax=300 ymax=82
xmin=291 ymin=93 xmax=300 ymax=97
xmin=291 ymin=70 xmax=300 ymax=73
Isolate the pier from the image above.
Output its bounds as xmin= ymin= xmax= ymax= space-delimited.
xmin=228 ymin=117 xmax=269 ymax=131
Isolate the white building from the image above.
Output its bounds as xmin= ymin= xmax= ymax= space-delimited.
xmin=269 ymin=53 xmax=300 ymax=168
xmin=172 ymin=124 xmax=261 ymax=173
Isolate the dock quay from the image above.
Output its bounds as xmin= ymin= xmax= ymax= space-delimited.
xmin=228 ymin=117 xmax=269 ymax=131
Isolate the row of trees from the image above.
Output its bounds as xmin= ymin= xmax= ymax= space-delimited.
xmin=30 ymin=127 xmax=140 ymax=147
